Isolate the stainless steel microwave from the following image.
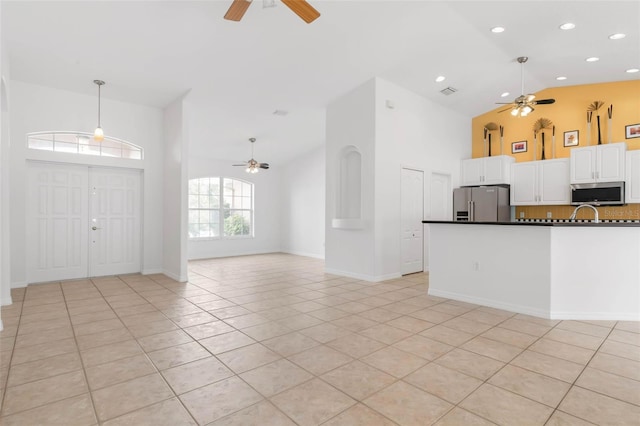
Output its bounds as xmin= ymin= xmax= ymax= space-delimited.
xmin=570 ymin=182 xmax=625 ymax=206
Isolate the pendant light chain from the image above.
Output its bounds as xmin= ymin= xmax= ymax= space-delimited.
xmin=97 ymin=82 xmax=101 ymax=128
xmin=93 ymin=79 xmax=106 ymax=141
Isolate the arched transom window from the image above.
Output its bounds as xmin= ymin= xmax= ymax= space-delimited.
xmin=27 ymin=131 xmax=143 ymax=160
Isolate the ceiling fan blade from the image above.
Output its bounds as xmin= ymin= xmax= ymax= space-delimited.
xmin=280 ymin=0 xmax=320 ymax=23
xmin=232 ymin=163 xmax=248 ymax=166
xmin=495 ymin=102 xmax=515 ymax=105
xmin=534 ymin=99 xmax=556 ymax=105
xmin=224 ymin=0 xmax=252 ymax=21
xmin=259 ymin=163 xmax=270 ymax=169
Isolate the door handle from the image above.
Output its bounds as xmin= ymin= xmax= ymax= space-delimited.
xmin=92 ymin=226 xmax=101 ymax=231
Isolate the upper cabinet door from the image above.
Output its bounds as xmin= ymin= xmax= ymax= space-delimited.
xmin=539 ymin=159 xmax=570 ymax=204
xmin=461 ymin=156 xmax=514 ymax=187
xmin=598 ymin=143 xmax=626 ymax=182
xmin=461 ymin=158 xmax=484 ymax=186
xmin=510 ymin=162 xmax=537 ymax=205
xmin=484 ymin=156 xmax=510 ymax=185
xmin=570 ymin=143 xmax=626 ymax=184
xmin=626 ymin=150 xmax=640 ymax=203
xmin=570 ymin=146 xmax=597 ymax=184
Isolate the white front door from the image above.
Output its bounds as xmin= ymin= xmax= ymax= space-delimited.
xmin=401 ymin=168 xmax=424 ymax=275
xmin=27 ymin=163 xmax=89 ymax=282
xmin=27 ymin=162 xmax=142 ymax=283
xmin=89 ymin=168 xmax=142 ymax=277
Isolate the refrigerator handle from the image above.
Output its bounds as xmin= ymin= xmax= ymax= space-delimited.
xmin=470 ymin=200 xmax=475 ymax=221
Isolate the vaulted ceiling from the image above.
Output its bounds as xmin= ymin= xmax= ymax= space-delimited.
xmin=3 ymin=1 xmax=639 ymax=165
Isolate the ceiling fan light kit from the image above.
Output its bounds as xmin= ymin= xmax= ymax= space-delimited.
xmin=233 ymin=137 xmax=270 ymax=173
xmin=497 ymin=56 xmax=555 ymax=117
xmin=224 ymin=0 xmax=320 ymax=23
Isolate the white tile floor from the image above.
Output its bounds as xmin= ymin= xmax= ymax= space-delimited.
xmin=0 ymin=253 xmax=639 ymax=425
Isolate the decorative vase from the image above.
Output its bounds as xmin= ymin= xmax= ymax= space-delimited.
xmin=488 ymin=134 xmax=492 ymax=156
xmin=541 ymin=133 xmax=546 ymax=160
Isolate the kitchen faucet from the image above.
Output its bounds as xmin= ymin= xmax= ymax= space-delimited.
xmin=569 ymin=204 xmax=599 ymax=223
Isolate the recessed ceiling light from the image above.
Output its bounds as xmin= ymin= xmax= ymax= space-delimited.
xmin=556 ymin=76 xmax=567 ymax=81
xmin=435 ymin=76 xmax=446 ymax=83
xmin=491 ymin=27 xmax=505 ymax=33
xmin=500 ymin=92 xmax=510 ymax=97
xmin=559 ymin=23 xmax=576 ymax=30
xmin=609 ymin=33 xmax=626 ymax=40
xmin=585 ymin=57 xmax=600 ymax=62
xmin=627 ymin=68 xmax=640 ymax=73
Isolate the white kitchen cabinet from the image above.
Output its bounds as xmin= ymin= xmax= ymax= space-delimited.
xmin=570 ymin=142 xmax=626 ymax=184
xmin=461 ymin=155 xmax=514 ymax=186
xmin=511 ymin=158 xmax=570 ymax=205
xmin=626 ymin=150 xmax=640 ymax=203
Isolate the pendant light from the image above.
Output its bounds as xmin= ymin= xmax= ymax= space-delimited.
xmin=93 ymin=79 xmax=105 ymax=141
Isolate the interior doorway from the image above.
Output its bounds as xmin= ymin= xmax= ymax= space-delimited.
xmin=26 ymin=162 xmax=142 ymax=283
xmin=401 ymin=167 xmax=424 ymax=275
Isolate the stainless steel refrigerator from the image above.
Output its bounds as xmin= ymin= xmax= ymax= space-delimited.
xmin=453 ymin=186 xmax=510 ymax=222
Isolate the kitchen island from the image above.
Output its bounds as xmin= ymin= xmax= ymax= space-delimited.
xmin=423 ymin=220 xmax=640 ymax=320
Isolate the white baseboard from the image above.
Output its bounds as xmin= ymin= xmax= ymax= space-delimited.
xmin=281 ymin=250 xmax=325 ymax=260
xmin=188 ymin=249 xmax=279 ymax=261
xmin=1 ymin=295 xmax=13 ymax=305
xmin=162 ymin=270 xmax=187 ymax=283
xmin=0 ymin=319 xmax=3 ymax=332
xmin=428 ymin=288 xmax=551 ymax=319
xmin=549 ymin=311 xmax=640 ymax=321
xmin=11 ymin=281 xmax=27 ymax=289
xmin=324 ymin=268 xmax=402 ymax=283
xmin=142 ymin=268 xmax=163 ymax=275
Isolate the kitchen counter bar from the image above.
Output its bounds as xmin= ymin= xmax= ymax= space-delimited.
xmin=424 ymin=221 xmax=640 ymax=320
xmin=423 ymin=220 xmax=640 ymax=227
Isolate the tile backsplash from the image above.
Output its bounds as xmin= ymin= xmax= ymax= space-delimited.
xmin=516 ymin=204 xmax=640 ymax=221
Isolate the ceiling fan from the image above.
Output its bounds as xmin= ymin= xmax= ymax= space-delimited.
xmin=224 ymin=0 xmax=320 ymax=23
xmin=233 ymin=138 xmax=270 ymax=174
xmin=497 ymin=56 xmax=555 ymax=117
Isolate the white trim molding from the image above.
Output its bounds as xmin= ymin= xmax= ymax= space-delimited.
xmin=325 ymin=268 xmax=401 ymax=283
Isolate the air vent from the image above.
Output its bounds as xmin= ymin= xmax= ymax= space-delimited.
xmin=440 ymin=87 xmax=458 ymax=96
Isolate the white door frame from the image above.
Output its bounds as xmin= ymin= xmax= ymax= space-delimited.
xmin=400 ymin=167 xmax=424 ymax=275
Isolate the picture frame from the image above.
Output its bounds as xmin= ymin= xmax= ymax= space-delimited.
xmin=564 ymin=130 xmax=579 ymax=147
xmin=626 ymin=123 xmax=640 ymax=139
xmin=511 ymin=140 xmax=527 ymax=154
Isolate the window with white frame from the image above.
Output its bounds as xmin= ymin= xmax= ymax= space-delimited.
xmin=27 ymin=132 xmax=143 ymax=159
xmin=188 ymin=177 xmax=253 ymax=239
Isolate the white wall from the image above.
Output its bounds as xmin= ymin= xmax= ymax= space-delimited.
xmin=280 ymin=146 xmax=325 ymax=259
xmin=162 ymin=96 xmax=190 ymax=281
xmin=325 ymin=79 xmax=377 ymax=279
xmin=0 ymin=3 xmax=10 ymax=324
xmin=325 ymin=77 xmax=471 ymax=281
xmin=187 ymin=156 xmax=282 ymax=260
xmin=374 ymin=78 xmax=471 ymax=278
xmin=9 ymin=81 xmax=165 ymax=286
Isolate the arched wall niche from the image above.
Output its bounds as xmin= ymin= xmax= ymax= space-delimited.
xmin=332 ymin=145 xmax=364 ymax=229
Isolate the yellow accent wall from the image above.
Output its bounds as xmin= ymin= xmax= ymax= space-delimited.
xmin=472 ymin=80 xmax=640 ymax=220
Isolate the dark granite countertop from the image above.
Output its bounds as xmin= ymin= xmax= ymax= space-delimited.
xmin=422 ymin=220 xmax=640 ymax=227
